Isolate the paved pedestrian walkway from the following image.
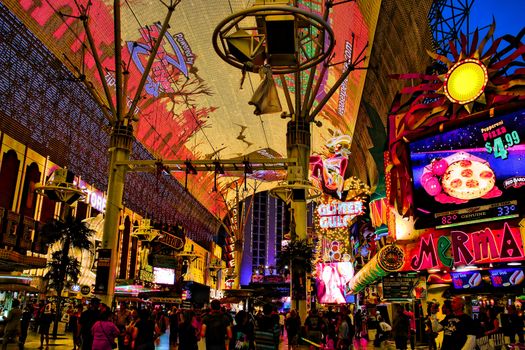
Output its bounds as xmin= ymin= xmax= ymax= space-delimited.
xmin=6 ymin=327 xmax=428 ymax=349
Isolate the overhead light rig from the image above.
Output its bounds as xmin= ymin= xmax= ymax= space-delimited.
xmin=115 ymin=157 xmax=297 ymax=174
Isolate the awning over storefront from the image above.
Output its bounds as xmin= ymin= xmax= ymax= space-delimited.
xmin=115 ymin=284 xmax=160 ymax=297
xmin=115 ymin=296 xmax=149 ymax=303
xmin=0 ymin=275 xmax=38 ymax=293
xmin=222 ymin=289 xmax=255 ymax=298
xmin=348 ymin=244 xmax=405 ymax=293
xmin=0 ymin=284 xmax=39 ymax=292
xmin=0 ymin=249 xmax=46 ymax=270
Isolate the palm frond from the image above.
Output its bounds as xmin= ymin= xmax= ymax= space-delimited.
xmin=41 ymin=214 xmax=95 ymax=249
xmin=276 ymin=238 xmax=315 ymax=273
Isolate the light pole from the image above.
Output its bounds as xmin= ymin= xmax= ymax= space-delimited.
xmin=78 ymin=0 xmax=180 ymax=306
xmin=213 ymin=1 xmax=367 ymax=321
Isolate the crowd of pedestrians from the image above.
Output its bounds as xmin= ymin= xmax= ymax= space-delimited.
xmin=0 ymin=299 xmax=396 ymax=350
xmin=1 ymin=296 xmax=524 ymax=350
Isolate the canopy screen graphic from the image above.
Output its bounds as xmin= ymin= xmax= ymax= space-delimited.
xmin=6 ymin=0 xmax=368 ymax=215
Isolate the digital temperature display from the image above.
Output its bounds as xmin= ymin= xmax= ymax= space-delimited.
xmin=409 ymin=108 xmax=525 ymax=229
xmin=435 ymin=200 xmax=519 ymax=229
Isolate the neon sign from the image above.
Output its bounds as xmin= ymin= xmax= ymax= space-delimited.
xmin=79 ymin=181 xmax=106 ymax=213
xmin=87 ymin=190 xmax=106 ymax=213
xmin=317 ymin=201 xmax=363 ymax=229
xmin=337 ymin=41 xmax=352 ymax=116
xmin=406 ymin=221 xmax=524 ymax=271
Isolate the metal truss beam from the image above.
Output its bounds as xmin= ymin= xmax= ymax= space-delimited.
xmin=115 ymin=158 xmax=298 ymax=173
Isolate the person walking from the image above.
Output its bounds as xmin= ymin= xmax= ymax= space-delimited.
xmin=336 ymin=313 xmax=350 ymax=350
xmin=65 ymin=304 xmax=74 ymax=332
xmin=201 ymin=299 xmax=232 ymax=350
xmin=132 ymin=308 xmax=158 ymax=350
xmin=404 ymin=305 xmax=416 ymax=350
xmin=155 ymin=309 xmax=167 ymax=335
xmin=304 ymin=309 xmax=324 ymax=348
xmin=342 ymin=307 xmax=355 ymax=349
xmin=374 ymin=315 xmax=392 ymax=349
xmin=2 ymin=299 xmax=22 ymax=350
xmin=432 ymin=297 xmax=476 ymax=350
xmin=392 ymin=304 xmax=410 ymax=350
xmin=19 ymin=302 xmax=33 ymax=350
xmin=178 ymin=310 xmax=199 ymax=350
xmin=122 ymin=308 xmax=139 ymax=350
xmin=483 ymin=308 xmax=500 ymax=337
xmin=254 ymin=304 xmax=280 ymax=350
xmin=285 ymin=310 xmax=301 ymax=350
xmin=169 ymin=306 xmax=179 ymax=347
xmin=229 ymin=310 xmax=253 ymax=350
xmin=424 ymin=302 xmax=439 ymax=350
xmin=38 ymin=301 xmax=53 ymax=350
xmin=91 ymin=306 xmax=119 ymax=350
xmin=79 ymin=298 xmax=101 ymax=350
xmin=354 ymin=309 xmax=363 ymax=339
xmin=115 ymin=302 xmax=131 ymax=350
xmin=506 ymin=305 xmax=524 ymax=344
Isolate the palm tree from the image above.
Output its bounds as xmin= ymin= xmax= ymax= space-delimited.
xmin=276 ymin=238 xmax=315 ymax=310
xmin=42 ymin=214 xmax=94 ymax=338
xmin=276 ymin=238 xmax=315 ymax=275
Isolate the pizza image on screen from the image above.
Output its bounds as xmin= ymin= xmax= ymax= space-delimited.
xmin=420 ymin=152 xmax=502 ymax=204
xmin=441 ymin=159 xmax=496 ymax=200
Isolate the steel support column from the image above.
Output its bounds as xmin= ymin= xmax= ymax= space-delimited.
xmin=100 ymin=124 xmax=133 ymax=307
xmin=287 ymin=119 xmax=310 ymax=322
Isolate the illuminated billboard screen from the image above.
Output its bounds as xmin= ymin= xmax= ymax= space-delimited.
xmin=451 ymin=271 xmax=482 ymax=290
xmin=153 ymin=267 xmax=175 ymax=285
xmin=489 ymin=268 xmax=524 ymax=288
xmin=408 ymin=109 xmax=525 ymax=229
xmin=316 ymin=262 xmax=354 ymax=304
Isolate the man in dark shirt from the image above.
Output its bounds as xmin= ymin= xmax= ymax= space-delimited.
xmin=201 ymin=300 xmax=232 ymax=350
xmin=169 ymin=306 xmax=179 ymax=347
xmin=304 ymin=309 xmax=324 ymax=346
xmin=254 ymin=304 xmax=280 ymax=350
xmin=19 ymin=302 xmax=33 ymax=349
xmin=435 ymin=297 xmax=476 ymax=350
xmin=79 ymin=298 xmax=100 ymax=350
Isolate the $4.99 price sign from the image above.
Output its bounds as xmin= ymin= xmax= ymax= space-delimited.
xmin=485 ymin=130 xmax=521 ymax=159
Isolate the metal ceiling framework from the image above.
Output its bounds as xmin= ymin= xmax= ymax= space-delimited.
xmin=0 ymin=3 xmax=219 ymax=243
xmin=428 ymin=0 xmax=475 ymax=57
xmin=117 ymin=157 xmax=297 ymax=174
xmin=1 ymin=0 xmax=372 ymax=219
xmin=1 ymin=2 xmax=375 ymax=307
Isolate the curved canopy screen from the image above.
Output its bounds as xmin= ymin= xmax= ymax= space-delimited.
xmin=5 ymin=0 xmax=369 ymax=216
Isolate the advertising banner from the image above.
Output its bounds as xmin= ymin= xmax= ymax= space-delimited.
xmin=382 ymin=275 xmax=418 ymax=300
xmin=316 ymin=262 xmax=354 ymax=304
xmin=94 ymin=249 xmax=111 ymax=294
xmin=408 ymin=109 xmax=525 ymax=229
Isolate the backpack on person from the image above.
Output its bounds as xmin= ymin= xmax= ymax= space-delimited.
xmin=233 ymin=329 xmax=250 ymax=350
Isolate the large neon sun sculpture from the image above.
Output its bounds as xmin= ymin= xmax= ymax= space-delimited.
xmin=392 ymin=23 xmax=525 ymax=128
xmin=387 ymin=22 xmax=525 ymax=216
